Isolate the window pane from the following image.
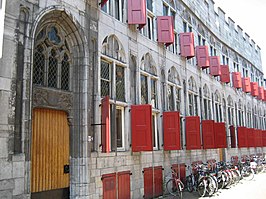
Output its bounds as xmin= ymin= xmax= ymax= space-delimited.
xmin=33 ymin=45 xmax=45 ymax=85
xmin=147 ymin=0 xmax=153 ymax=11
xmin=61 ymin=53 xmax=70 ymax=91
xmin=175 ymin=88 xmax=180 ymax=111
xmin=168 ymin=85 xmax=174 ymax=111
xmin=116 ymin=108 xmax=123 ymax=148
xmin=194 ymin=95 xmax=198 ymax=116
xmin=101 ymin=60 xmax=110 ymax=97
xmin=151 ymin=79 xmax=157 ymax=108
xmin=116 ymin=65 xmax=125 ymax=101
xmin=163 ymin=4 xmax=168 ymax=16
xmin=189 ymin=94 xmax=193 ymax=115
xmin=141 ymin=75 xmax=148 ymax=104
xmin=48 ymin=49 xmax=58 ymax=88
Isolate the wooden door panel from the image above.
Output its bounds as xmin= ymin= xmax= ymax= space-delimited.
xmin=31 ymin=108 xmax=69 ymax=193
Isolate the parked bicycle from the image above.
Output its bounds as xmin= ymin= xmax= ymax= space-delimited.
xmin=165 ymin=168 xmax=184 ymax=199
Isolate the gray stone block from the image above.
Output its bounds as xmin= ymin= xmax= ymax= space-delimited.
xmin=13 ymin=178 xmax=24 ymax=196
xmin=0 ymin=161 xmax=12 ymax=180
xmin=0 ymin=179 xmax=14 ymax=191
xmin=0 ymin=190 xmax=12 ymax=199
xmin=0 ymin=138 xmax=8 ymax=158
xmin=12 ymin=161 xmax=25 ymax=178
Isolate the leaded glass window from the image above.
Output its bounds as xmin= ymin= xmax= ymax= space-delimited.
xmin=101 ymin=60 xmax=110 ymax=97
xmin=33 ymin=25 xmax=71 ymax=91
xmin=141 ymin=75 xmax=148 ymax=104
xmin=116 ymin=65 xmax=125 ymax=101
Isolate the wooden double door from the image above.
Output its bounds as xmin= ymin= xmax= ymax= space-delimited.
xmin=31 ymin=108 xmax=70 ymax=198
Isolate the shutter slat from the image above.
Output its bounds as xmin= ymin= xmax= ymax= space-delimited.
xmin=163 ymin=112 xmax=181 ymax=150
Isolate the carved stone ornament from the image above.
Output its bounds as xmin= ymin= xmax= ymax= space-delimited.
xmin=33 ymin=87 xmax=73 ymax=113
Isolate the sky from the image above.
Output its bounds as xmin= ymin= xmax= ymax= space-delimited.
xmin=214 ymin=0 xmax=266 ymax=75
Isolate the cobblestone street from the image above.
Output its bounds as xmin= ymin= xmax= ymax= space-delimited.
xmin=164 ymin=172 xmax=266 ymax=199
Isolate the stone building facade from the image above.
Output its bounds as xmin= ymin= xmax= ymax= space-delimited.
xmin=0 ymin=0 xmax=265 ymax=198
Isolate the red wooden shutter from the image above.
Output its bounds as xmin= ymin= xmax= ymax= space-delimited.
xmin=196 ymin=46 xmax=210 ymax=69
xmin=143 ymin=167 xmax=153 ymax=199
xmin=220 ymin=65 xmax=230 ymax=83
xmin=247 ymin=128 xmax=255 ymax=147
xmin=101 ymin=96 xmax=110 ymax=153
xmin=230 ymin=125 xmax=236 ymax=148
xmin=258 ymin=86 xmax=264 ymax=100
xmin=209 ymin=56 xmax=221 ymax=76
xmin=131 ymin=105 xmax=152 ymax=152
xmin=232 ymin=72 xmax=242 ymax=88
xmin=263 ymin=131 xmax=266 ymax=147
xmin=153 ymin=166 xmax=163 ymax=198
xmin=202 ymin=120 xmax=215 ymax=149
xmin=264 ymin=90 xmax=266 ymax=102
xmin=179 ymin=32 xmax=195 ymax=59
xmin=255 ymin=130 xmax=263 ymax=147
xmin=242 ymin=77 xmax=251 ymax=93
xmin=172 ymin=164 xmax=186 ymax=184
xmin=214 ymin=122 xmax=227 ymax=148
xmin=237 ymin=127 xmax=247 ymax=148
xmin=128 ymin=0 xmax=146 ymax=27
xmin=157 ymin=16 xmax=174 ymax=45
xmin=185 ymin=116 xmax=201 ymax=150
xmin=163 ymin=112 xmax=181 ymax=150
xmin=118 ymin=171 xmax=131 ymax=199
xmin=251 ymin=82 xmax=259 ymax=96
xmin=102 ymin=173 xmax=116 ymax=199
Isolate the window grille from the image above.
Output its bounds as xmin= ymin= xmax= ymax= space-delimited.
xmin=33 ymin=26 xmax=71 ymax=91
xmin=101 ymin=60 xmax=110 ymax=97
xmin=141 ymin=75 xmax=148 ymax=104
xmin=116 ymin=66 xmax=125 ymax=101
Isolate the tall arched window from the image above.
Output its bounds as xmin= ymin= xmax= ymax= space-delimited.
xmin=167 ymin=66 xmax=181 ymax=111
xmin=227 ymin=96 xmax=234 ymax=125
xmin=222 ymin=98 xmax=226 ymax=122
xmin=188 ymin=76 xmax=198 ymax=116
xmin=140 ymin=53 xmax=159 ymax=149
xmin=101 ymin=35 xmax=126 ymax=102
xmin=214 ymin=91 xmax=222 ymax=122
xmin=100 ymin=35 xmax=126 ymax=150
xmin=203 ymin=84 xmax=211 ymax=120
xmin=237 ymin=100 xmax=244 ymax=126
xmin=253 ymin=106 xmax=258 ymax=129
xmin=140 ymin=53 xmax=158 ymax=108
xmin=33 ymin=25 xmax=71 ymax=91
xmin=247 ymin=103 xmax=252 ymax=128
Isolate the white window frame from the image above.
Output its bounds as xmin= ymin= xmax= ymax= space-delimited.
xmin=152 ymin=112 xmax=158 ymax=150
xmin=115 ymin=105 xmax=125 ymax=151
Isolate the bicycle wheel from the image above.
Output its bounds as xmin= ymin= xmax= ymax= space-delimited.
xmin=206 ymin=176 xmax=216 ymax=196
xmin=166 ymin=178 xmax=183 ymax=198
xmin=186 ymin=176 xmax=194 ymax=192
xmin=241 ymin=168 xmax=254 ymax=181
xmin=197 ymin=178 xmax=207 ymax=197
